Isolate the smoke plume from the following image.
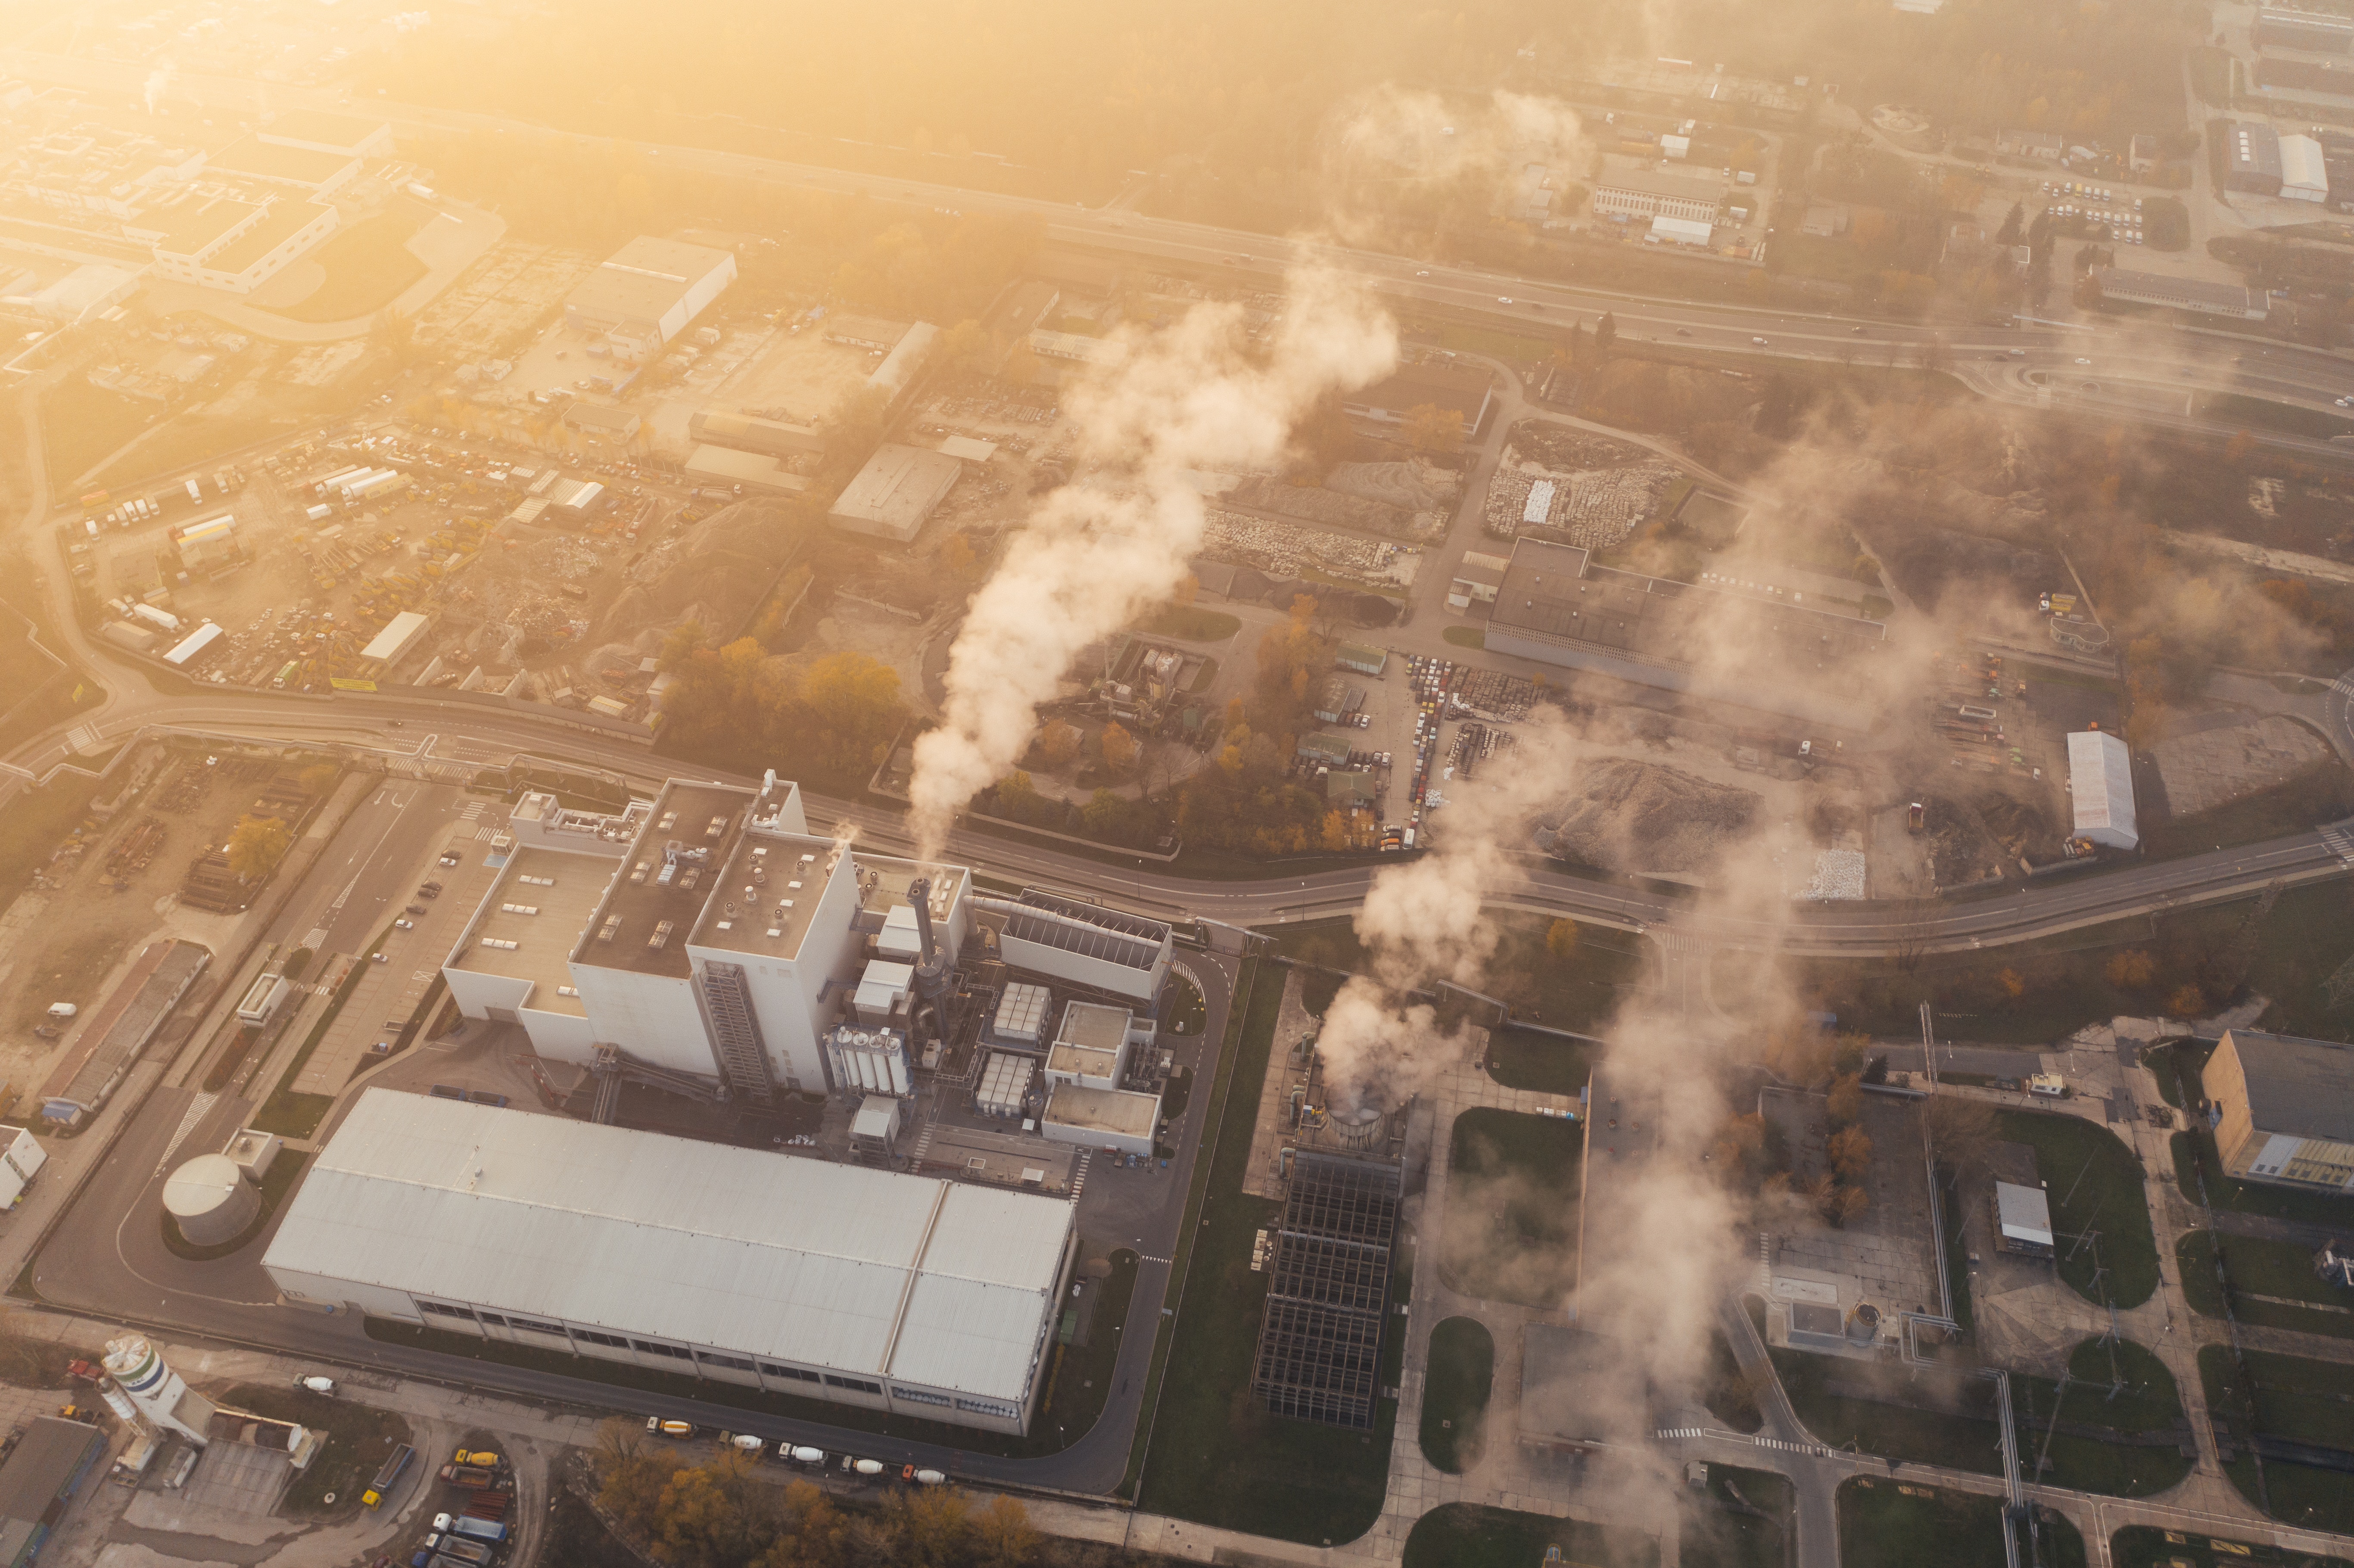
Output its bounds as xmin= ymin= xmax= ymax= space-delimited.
xmin=143 ymin=61 xmax=177 ymax=115
xmin=1323 ymin=87 xmax=1593 ymax=246
xmin=907 ymin=268 xmax=1398 ymax=857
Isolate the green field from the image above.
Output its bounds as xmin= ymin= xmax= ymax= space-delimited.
xmin=266 ymin=201 xmax=432 ymax=322
xmin=1837 ymin=1481 xmax=2084 ymax=1568
xmin=1137 ymin=965 xmax=1397 ymax=1542
xmin=1996 ymin=1110 xmax=2158 ymax=1307
xmin=2179 ymin=1230 xmax=2354 ymax=1340
xmin=1403 ymin=1504 xmax=1658 ymax=1568
xmin=1682 ymin=1468 xmax=1791 ymax=1568
xmin=1484 ymin=1025 xmax=1596 ymax=1097
xmin=1443 ymin=1108 xmax=1582 ymax=1308
xmin=1442 ymin=625 xmax=1485 ymax=649
xmin=2113 ymin=1523 xmax=2353 ymax=1568
xmin=1140 ymin=605 xmax=1242 ymax=642
xmin=1263 ymin=913 xmax=1647 ymax=1037
xmin=2010 ymin=1338 xmax=2192 ymax=1496
xmin=2201 ymin=1344 xmax=2354 ymax=1533
xmin=1417 ymin=1317 xmax=1494 ymax=1473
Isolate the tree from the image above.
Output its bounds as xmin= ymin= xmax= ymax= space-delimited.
xmin=1826 ymin=1183 xmax=1871 ymax=1227
xmin=1098 ymin=720 xmax=1137 ymax=772
xmin=971 ymin=1495 xmax=1039 ymax=1568
xmin=1082 ymin=788 xmax=1127 ymax=837
xmin=1594 ymin=311 xmax=1617 ymax=356
xmin=225 ymin=815 xmax=291 ymax=882
xmin=2103 ymin=949 xmax=2156 ymax=989
xmin=1924 ymin=1094 xmax=1999 ymax=1174
xmin=1995 ymin=200 xmax=2025 ymax=246
xmin=2167 ymin=983 xmax=2206 ymax=1018
xmin=1401 ymin=401 xmax=1465 ymax=454
xmin=1825 ymin=1073 xmax=1864 ymax=1127
xmin=592 ymin=1418 xmax=667 ymax=1541
xmin=887 ymin=1486 xmax=974 ymax=1568
xmin=1997 ymin=966 xmax=2026 ymax=999
xmin=1545 ymin=918 xmax=1580 ymax=961
xmin=1828 ymin=1125 xmax=1874 ymax=1180
xmin=296 ymin=762 xmax=339 ymax=796
xmin=371 ymin=306 xmax=416 ymax=366
xmin=1036 ymin=721 xmax=1081 ymax=771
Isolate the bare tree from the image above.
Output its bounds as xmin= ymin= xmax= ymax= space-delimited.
xmin=1924 ymin=1093 xmax=2000 ymax=1176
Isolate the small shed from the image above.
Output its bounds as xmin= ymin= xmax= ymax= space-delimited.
xmin=2065 ymin=729 xmax=2138 ymax=850
xmin=1994 ymin=1180 xmax=2054 ymax=1254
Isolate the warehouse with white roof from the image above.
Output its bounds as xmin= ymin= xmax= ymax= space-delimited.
xmin=2065 ymin=729 xmax=2138 ymax=850
xmin=262 ymin=1091 xmax=1077 ymax=1432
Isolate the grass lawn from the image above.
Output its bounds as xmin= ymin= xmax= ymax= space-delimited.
xmin=85 ymin=408 xmax=292 ymax=495
xmin=161 ymin=1152 xmax=309 ymax=1260
xmin=224 ymin=1382 xmax=409 ymax=1516
xmin=1141 ymin=605 xmax=1241 ymax=642
xmin=1995 ymin=1110 xmax=2158 ymax=1307
xmin=0 ymin=598 xmax=100 ymax=765
xmin=1484 ymin=1027 xmax=1595 ymax=1097
xmin=2201 ymin=1344 xmax=2354 ymax=1533
xmin=0 ymin=768 xmax=107 ymax=901
xmin=267 ymin=201 xmax=431 ymax=322
xmin=1137 ymin=962 xmax=1396 ymax=1543
xmin=1442 ymin=626 xmax=1485 ymax=649
xmin=2139 ymin=758 xmax=2354 ymax=861
xmin=1417 ymin=1317 xmax=1494 ymax=1474
xmin=2194 ymin=392 xmax=2354 ymax=442
xmin=1443 ymin=1108 xmax=1581 ymax=1308
xmin=40 ymin=377 xmax=159 ymax=495
xmin=1403 ymin=1504 xmax=1658 ymax=1568
xmin=1837 ymin=1479 xmax=2084 ymax=1568
xmin=1264 ymin=913 xmax=1647 ymax=1036
xmin=2011 ymin=1338 xmax=2192 ymax=1497
xmin=544 ymin=1488 xmax=652 ymax=1568
xmin=1764 ymin=1339 xmax=2004 ymax=1474
xmin=2171 ymin=1128 xmax=2354 ymax=1227
xmin=2179 ymin=1231 xmax=2354 ymax=1340
xmin=1682 ymin=1466 xmax=1790 ymax=1568
xmin=2112 ymin=1524 xmax=2352 ymax=1568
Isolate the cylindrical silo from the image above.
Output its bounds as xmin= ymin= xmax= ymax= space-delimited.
xmin=164 ymin=1153 xmax=260 ymax=1247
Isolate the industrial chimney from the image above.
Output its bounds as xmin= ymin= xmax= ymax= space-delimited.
xmin=905 ymin=876 xmax=951 ymax=1044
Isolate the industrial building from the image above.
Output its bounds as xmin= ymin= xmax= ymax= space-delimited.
xmin=1341 ymin=360 xmax=1495 ymax=436
xmin=968 ymin=890 xmax=1172 ymax=1003
xmin=1039 ymin=1083 xmax=1160 ymax=1157
xmin=359 ymin=610 xmax=433 ymax=673
xmin=2257 ymin=9 xmax=2354 ymax=53
xmin=2202 ymin=1030 xmax=2354 ymax=1192
xmin=684 ymin=445 xmax=810 ymax=494
xmin=2225 ymin=121 xmax=2286 ymax=194
xmin=1993 ymin=1181 xmax=2054 ymax=1255
xmin=1589 ymin=171 xmax=1724 ymax=225
xmin=2089 ymin=268 xmax=2269 ymax=320
xmin=1045 ymin=1001 xmax=1148 ymax=1090
xmin=2064 ymin=730 xmax=2138 ymax=851
xmin=564 ymin=238 xmax=737 ymax=361
xmin=201 ymin=134 xmax=362 ymax=197
xmin=828 ymin=445 xmax=963 ymax=542
xmin=38 ymin=940 xmax=210 ymax=1126
xmin=442 ymin=777 xmax=970 ymax=1103
xmin=2281 ymin=132 xmax=2332 ymax=199
xmin=262 ymin=1091 xmax=1078 ymax=1433
xmin=561 ymin=402 xmax=643 ymax=443
xmin=0 ymin=1417 xmax=107 ymax=1562
xmin=1250 ymin=1153 xmax=1400 ymax=1428
xmin=689 ymin=409 xmax=826 ymax=458
xmin=1482 ymin=537 xmax=1888 ymax=726
xmin=149 ymin=190 xmax=341 ymax=296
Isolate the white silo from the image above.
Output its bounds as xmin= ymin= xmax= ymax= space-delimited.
xmin=164 ymin=1153 xmax=260 ymax=1247
xmin=102 ymin=1335 xmax=216 ymax=1445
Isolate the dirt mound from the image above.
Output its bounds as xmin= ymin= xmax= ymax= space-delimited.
xmin=1225 ymin=476 xmax=1435 ymax=541
xmin=1534 ymin=757 xmax=1758 ymax=874
xmin=594 ymin=502 xmax=798 ymax=650
xmin=1325 ymin=457 xmax=1462 ymax=511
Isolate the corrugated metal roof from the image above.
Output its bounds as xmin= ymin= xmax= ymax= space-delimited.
xmin=1993 ymin=1181 xmax=2052 ymax=1244
xmin=2066 ymin=730 xmax=2137 ymax=844
xmin=263 ymin=1091 xmax=1069 ymax=1400
xmin=2219 ymin=1029 xmax=2354 ymax=1144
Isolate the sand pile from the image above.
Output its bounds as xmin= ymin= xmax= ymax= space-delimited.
xmin=1534 ymin=758 xmax=1759 ymax=875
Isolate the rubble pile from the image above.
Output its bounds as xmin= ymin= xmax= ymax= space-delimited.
xmin=1801 ymin=849 xmax=1868 ymax=901
xmin=1200 ymin=510 xmax=1420 ymax=588
xmin=1226 ymin=476 xmax=1445 ymax=541
xmin=1534 ymin=758 xmax=1760 ymax=875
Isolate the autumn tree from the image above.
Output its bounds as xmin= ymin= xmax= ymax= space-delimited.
xmin=1828 ymin=1125 xmax=1874 ymax=1180
xmin=2167 ymin=983 xmax=2206 ymax=1018
xmin=659 ymin=1453 xmax=770 ymax=1568
xmin=1401 ymin=401 xmax=1466 ymax=454
xmin=971 ymin=1494 xmax=1040 ymax=1568
xmin=592 ymin=1418 xmax=668 ymax=1541
xmin=1035 ymin=721 xmax=1081 ymax=771
xmin=225 ymin=815 xmax=291 ymax=882
xmin=296 ymin=762 xmax=340 ymax=796
xmin=1924 ymin=1094 xmax=1999 ymax=1174
xmin=1825 ymin=1073 xmax=1864 ymax=1127
xmin=1099 ymin=720 xmax=1138 ymax=772
xmin=1545 ymin=918 xmax=1580 ymax=961
xmin=2103 ymin=949 xmax=2155 ymax=989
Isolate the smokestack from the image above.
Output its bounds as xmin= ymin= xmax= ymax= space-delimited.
xmin=906 ymin=877 xmax=950 ymax=999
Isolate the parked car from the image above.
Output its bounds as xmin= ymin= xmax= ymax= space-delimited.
xmin=394 ymin=918 xmax=414 ymax=930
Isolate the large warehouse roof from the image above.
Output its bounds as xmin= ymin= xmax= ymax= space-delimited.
xmin=263 ymin=1091 xmax=1074 ymax=1402
xmin=568 ymin=238 xmax=735 ymax=330
xmin=2065 ymin=729 xmax=2138 ymax=849
xmin=2215 ymin=1030 xmax=2354 ymax=1143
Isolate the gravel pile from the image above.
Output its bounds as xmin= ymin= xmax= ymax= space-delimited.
xmin=1533 ymin=758 xmax=1759 ymax=874
xmin=1801 ymin=849 xmax=1868 ymax=901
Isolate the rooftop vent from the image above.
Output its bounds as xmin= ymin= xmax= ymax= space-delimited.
xmin=479 ymin=937 xmax=519 ymax=951
xmin=597 ymin=915 xmax=623 ymax=943
xmin=648 ymin=919 xmax=676 ymax=950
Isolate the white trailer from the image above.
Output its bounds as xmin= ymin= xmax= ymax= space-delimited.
xmin=0 ymin=1128 xmax=46 ymax=1209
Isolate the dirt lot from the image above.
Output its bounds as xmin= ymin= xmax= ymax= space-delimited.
xmin=412 ymin=240 xmax=602 ymax=358
xmin=2151 ymin=712 xmax=2333 ymax=817
xmin=0 ymin=744 xmax=263 ymax=1089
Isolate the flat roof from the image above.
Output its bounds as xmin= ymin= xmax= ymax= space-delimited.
xmin=688 ymin=830 xmax=840 ymax=963
xmin=2216 ymin=1029 xmax=2354 ymax=1143
xmin=1043 ymin=1083 xmax=1159 ymax=1138
xmin=203 ymin=134 xmax=354 ymax=187
xmin=1994 ymin=1181 xmax=2053 ymax=1244
xmin=263 ymin=1090 xmax=1073 ymax=1402
xmin=44 ymin=940 xmax=210 ymax=1113
xmin=155 ymin=193 xmax=261 ymax=257
xmin=2091 ymin=267 xmax=2265 ymax=316
xmin=1593 ymin=169 xmax=1726 ymax=202
xmin=0 ymin=1418 xmax=103 ymax=1524
xmin=685 ymin=445 xmax=809 ymax=492
xmin=1048 ymin=1043 xmax=1121 ymax=1081
xmin=360 ymin=610 xmax=429 ymax=663
xmin=1057 ymin=1001 xmax=1131 ymax=1052
xmin=824 ymin=314 xmax=909 ymax=348
xmin=575 ymin=780 xmax=750 ymax=977
xmin=828 ymin=444 xmax=962 ymax=539
xmin=569 ymin=237 xmax=734 ymax=328
xmin=850 ymin=851 xmax=968 ymax=923
xmin=451 ymin=846 xmax=610 ymax=1016
xmin=564 ymin=401 xmax=641 ymax=432
xmin=206 ymin=197 xmax=332 ymax=275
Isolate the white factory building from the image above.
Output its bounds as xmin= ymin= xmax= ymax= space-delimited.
xmin=564 ymin=236 xmax=738 ymax=361
xmin=262 ymin=1091 xmax=1077 ymax=1434
xmin=969 ymin=890 xmax=1172 ymax=1002
xmin=2065 ymin=729 xmax=2139 ymax=851
xmin=441 ymin=775 xmax=969 ymax=1102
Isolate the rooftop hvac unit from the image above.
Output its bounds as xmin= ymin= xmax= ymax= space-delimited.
xmin=479 ymin=938 xmax=518 ymax=951
xmin=500 ymin=903 xmax=539 ymax=915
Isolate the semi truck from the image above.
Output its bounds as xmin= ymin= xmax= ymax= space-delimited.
xmin=363 ymin=1443 xmax=414 ymax=1508
xmin=433 ymin=1513 xmax=510 ymax=1545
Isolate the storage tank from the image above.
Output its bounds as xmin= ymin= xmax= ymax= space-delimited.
xmin=163 ymin=1153 xmax=259 ymax=1247
xmin=1845 ymin=1302 xmax=1881 ymax=1345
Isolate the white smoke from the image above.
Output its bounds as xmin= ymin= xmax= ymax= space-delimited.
xmin=907 ymin=268 xmax=1398 ymax=856
xmin=143 ymin=61 xmax=177 ymax=115
xmin=1324 ymin=87 xmax=1593 ymax=244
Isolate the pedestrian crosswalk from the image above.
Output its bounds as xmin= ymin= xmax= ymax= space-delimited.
xmin=2321 ymin=822 xmax=2354 ymax=866
xmin=1069 ymin=1150 xmax=1093 ymax=1202
xmin=910 ymin=1118 xmax=937 ymax=1165
xmin=66 ymin=723 xmax=101 ymax=753
xmin=1656 ymin=1427 xmax=1831 ymax=1458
